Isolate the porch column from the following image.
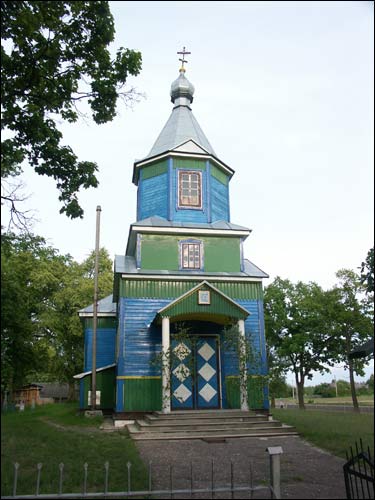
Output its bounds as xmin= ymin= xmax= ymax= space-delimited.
xmin=238 ymin=319 xmax=249 ymax=411
xmin=162 ymin=316 xmax=171 ymax=413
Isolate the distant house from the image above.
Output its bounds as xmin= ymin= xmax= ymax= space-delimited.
xmin=13 ymin=382 xmax=76 ymax=406
xmin=13 ymin=384 xmax=43 ymax=406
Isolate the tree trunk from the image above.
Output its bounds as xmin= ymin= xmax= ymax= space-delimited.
xmin=270 ymin=396 xmax=276 ymax=409
xmin=67 ymin=382 xmax=77 ymax=402
xmin=295 ymin=371 xmax=305 ymax=409
xmin=348 ymin=359 xmax=360 ymax=413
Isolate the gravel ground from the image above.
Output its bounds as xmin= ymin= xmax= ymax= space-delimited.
xmin=135 ymin=435 xmax=347 ymax=499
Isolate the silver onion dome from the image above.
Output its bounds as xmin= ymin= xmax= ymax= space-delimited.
xmin=170 ymin=69 xmax=195 ymax=106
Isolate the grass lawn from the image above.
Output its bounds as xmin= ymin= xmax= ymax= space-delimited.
xmin=278 ymin=395 xmax=374 ymax=406
xmin=273 ymin=408 xmax=374 ymax=459
xmin=1 ymin=403 xmax=148 ymax=497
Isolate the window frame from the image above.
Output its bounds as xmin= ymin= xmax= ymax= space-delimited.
xmin=179 ymin=239 xmax=204 ymax=270
xmin=177 ymin=170 xmax=203 ymax=210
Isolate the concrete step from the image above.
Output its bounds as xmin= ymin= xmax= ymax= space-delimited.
xmin=152 ymin=409 xmax=258 ymax=417
xmin=136 ymin=420 xmax=283 ymax=432
xmin=144 ymin=414 xmax=266 ymax=425
xmin=127 ymin=424 xmax=298 ymax=441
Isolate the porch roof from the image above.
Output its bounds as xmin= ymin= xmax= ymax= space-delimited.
xmin=157 ymin=280 xmax=250 ymax=321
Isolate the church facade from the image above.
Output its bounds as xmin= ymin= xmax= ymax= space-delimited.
xmin=76 ymin=57 xmax=269 ymax=415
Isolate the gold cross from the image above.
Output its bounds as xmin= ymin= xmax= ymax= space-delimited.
xmin=177 ymin=46 xmax=191 ymax=71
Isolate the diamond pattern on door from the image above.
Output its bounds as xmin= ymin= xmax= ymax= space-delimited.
xmin=198 ymin=342 xmax=215 ymax=361
xmin=198 ymin=362 xmax=216 ymax=382
xmin=196 ymin=337 xmax=219 ymax=409
xmin=173 ymin=363 xmax=190 ymax=383
xmin=171 ymin=339 xmax=193 ymax=409
xmin=199 ymin=383 xmax=217 ymax=403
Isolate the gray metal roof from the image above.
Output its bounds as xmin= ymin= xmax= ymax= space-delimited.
xmin=78 ymin=294 xmax=116 ymax=315
xmin=133 ymin=216 xmax=250 ymax=232
xmin=144 ymin=105 xmax=216 ymax=160
xmin=115 ymin=255 xmax=268 ymax=279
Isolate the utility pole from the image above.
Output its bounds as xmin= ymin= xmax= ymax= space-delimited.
xmin=334 ymin=376 xmax=338 ymax=397
xmin=91 ymin=206 xmax=101 ymax=410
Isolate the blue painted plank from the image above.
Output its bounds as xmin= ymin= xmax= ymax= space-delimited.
xmin=84 ymin=328 xmax=116 ymax=371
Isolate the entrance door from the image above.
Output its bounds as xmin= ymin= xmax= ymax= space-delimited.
xmin=171 ymin=336 xmax=220 ymax=410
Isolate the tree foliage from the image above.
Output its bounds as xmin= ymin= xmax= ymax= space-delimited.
xmin=329 ymin=269 xmax=374 ymax=411
xmin=1 ymin=1 xmax=142 ymax=220
xmin=1 ymin=232 xmax=114 ymax=400
xmin=264 ymin=277 xmax=337 ymax=409
xmin=360 ymin=247 xmax=374 ymax=295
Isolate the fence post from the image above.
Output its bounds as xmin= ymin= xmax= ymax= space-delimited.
xmin=267 ymin=446 xmax=283 ymax=499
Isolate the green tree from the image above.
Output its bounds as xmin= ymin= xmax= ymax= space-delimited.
xmin=264 ymin=277 xmax=337 ymax=409
xmin=1 ymin=232 xmax=68 ymax=398
xmin=313 ymin=382 xmax=336 ymax=398
xmin=366 ymin=374 xmax=374 ymax=392
xmin=360 ymin=247 xmax=374 ymax=295
xmin=1 ymin=1 xmax=142 ymax=222
xmin=39 ymin=248 xmax=114 ymax=400
xmin=330 ymin=269 xmax=374 ymax=412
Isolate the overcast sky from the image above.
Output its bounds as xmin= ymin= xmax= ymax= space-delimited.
xmin=2 ymin=1 xmax=374 ymax=386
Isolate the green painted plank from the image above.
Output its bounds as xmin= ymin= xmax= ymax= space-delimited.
xmin=82 ymin=318 xmax=117 ymax=329
xmin=82 ymin=368 xmax=116 ymax=409
xmin=124 ymin=378 xmax=162 ymax=411
xmin=225 ymin=376 xmax=266 ymax=410
xmin=140 ymin=160 xmax=168 ymax=180
xmin=160 ymin=284 xmax=247 ymax=320
xmin=173 ymin=158 xmax=206 ymax=170
xmin=121 ymin=280 xmax=263 ymax=300
xmin=211 ymin=164 xmax=229 ymax=185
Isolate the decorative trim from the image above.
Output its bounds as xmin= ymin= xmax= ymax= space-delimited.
xmin=117 ymin=376 xmax=161 ymax=380
xmin=206 ymin=161 xmax=212 ymax=223
xmin=78 ymin=312 xmax=116 ymax=317
xmin=158 ymin=280 xmax=250 ymax=317
xmin=121 ymin=274 xmax=263 ymax=282
xmin=179 ymin=238 xmax=204 ymax=271
xmin=131 ymin=226 xmax=250 ymax=237
xmin=168 ymin=157 xmax=173 ymax=220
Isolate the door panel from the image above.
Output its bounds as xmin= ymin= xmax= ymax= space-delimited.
xmin=171 ymin=336 xmax=220 ymax=410
xmin=171 ymin=339 xmax=194 ymax=409
xmin=196 ymin=337 xmax=219 ymax=409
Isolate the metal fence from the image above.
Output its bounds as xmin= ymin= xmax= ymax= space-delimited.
xmin=1 ymin=447 xmax=283 ymax=499
xmin=343 ymin=439 xmax=374 ymax=499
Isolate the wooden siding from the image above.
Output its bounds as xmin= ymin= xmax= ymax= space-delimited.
xmin=140 ymin=234 xmax=241 ymax=272
xmin=211 ymin=164 xmax=229 ymax=185
xmin=115 ymin=296 xmax=267 ymax=411
xmin=83 ymin=318 xmax=117 ymax=329
xmin=141 ymin=160 xmax=168 ymax=180
xmin=138 ymin=172 xmax=168 ymax=220
xmin=120 ymin=279 xmax=264 ymax=300
xmin=123 ymin=377 xmax=162 ymax=411
xmin=84 ymin=327 xmax=116 ymax=371
xmin=171 ymin=164 xmax=208 ymax=223
xmin=211 ymin=176 xmax=229 ymax=222
xmin=173 ymin=158 xmax=206 ymax=170
xmin=117 ymin=297 xmax=167 ymax=377
xmin=80 ymin=368 xmax=116 ymax=409
xmin=159 ymin=286 xmax=247 ymax=320
xmin=225 ymin=376 xmax=266 ymax=410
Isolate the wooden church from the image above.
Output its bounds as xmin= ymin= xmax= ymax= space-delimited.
xmin=75 ymin=51 xmax=269 ymax=416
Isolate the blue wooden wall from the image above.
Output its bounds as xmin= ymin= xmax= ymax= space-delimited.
xmin=136 ymin=161 xmax=230 ymax=224
xmin=137 ymin=172 xmax=168 ymax=221
xmin=84 ymin=327 xmax=116 ymax=371
xmin=115 ymin=296 xmax=268 ymax=411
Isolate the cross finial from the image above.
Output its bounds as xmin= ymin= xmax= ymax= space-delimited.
xmin=177 ymin=46 xmax=191 ymax=72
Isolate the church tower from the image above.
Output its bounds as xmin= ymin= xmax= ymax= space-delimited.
xmin=77 ymin=50 xmax=269 ymax=415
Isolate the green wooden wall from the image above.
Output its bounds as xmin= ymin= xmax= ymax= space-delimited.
xmin=122 ymin=377 xmax=162 ymax=411
xmin=120 ymin=280 xmax=263 ymax=300
xmin=82 ymin=317 xmax=117 ymax=329
xmin=225 ymin=376 xmax=266 ymax=410
xmin=82 ymin=368 xmax=116 ymax=409
xmin=140 ymin=234 xmax=241 ymax=272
